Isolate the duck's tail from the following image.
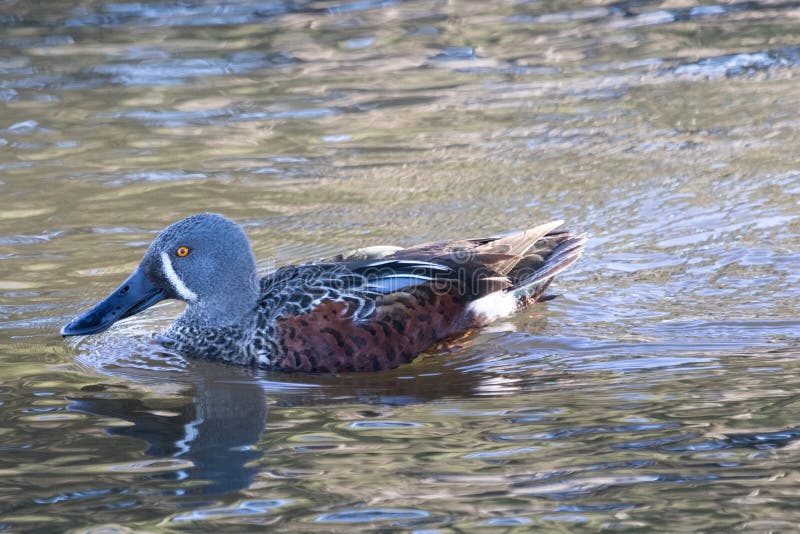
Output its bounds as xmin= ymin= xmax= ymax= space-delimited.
xmin=464 ymin=222 xmax=586 ymax=326
xmin=509 ymin=229 xmax=586 ymax=304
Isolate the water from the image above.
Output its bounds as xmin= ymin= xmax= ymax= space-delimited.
xmin=1 ymin=0 xmax=799 ymax=530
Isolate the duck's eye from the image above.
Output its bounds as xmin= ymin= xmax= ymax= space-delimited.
xmin=176 ymin=246 xmax=190 ymax=258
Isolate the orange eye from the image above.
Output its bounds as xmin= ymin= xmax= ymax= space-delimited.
xmin=176 ymin=246 xmax=190 ymax=258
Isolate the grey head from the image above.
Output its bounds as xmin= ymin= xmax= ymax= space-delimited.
xmin=62 ymin=213 xmax=259 ymax=336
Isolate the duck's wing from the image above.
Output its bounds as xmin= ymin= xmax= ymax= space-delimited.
xmin=259 ymin=259 xmax=461 ymax=321
xmin=288 ymin=220 xmax=578 ymax=314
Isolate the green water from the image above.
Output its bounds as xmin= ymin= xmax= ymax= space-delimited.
xmin=1 ymin=0 xmax=799 ymax=530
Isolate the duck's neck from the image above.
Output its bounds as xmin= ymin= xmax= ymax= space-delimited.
xmin=182 ymin=270 xmax=261 ymax=329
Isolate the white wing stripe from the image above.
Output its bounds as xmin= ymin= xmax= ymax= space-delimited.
xmin=363 ymin=259 xmax=451 ymax=271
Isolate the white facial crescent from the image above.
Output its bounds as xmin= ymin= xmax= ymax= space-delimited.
xmin=161 ymin=251 xmax=198 ymax=301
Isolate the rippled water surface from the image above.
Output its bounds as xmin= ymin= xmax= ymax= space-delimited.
xmin=1 ymin=0 xmax=800 ymax=530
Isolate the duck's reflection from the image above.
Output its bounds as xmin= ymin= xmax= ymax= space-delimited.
xmin=66 ymin=327 xmax=567 ymax=497
xmin=70 ymin=360 xmax=267 ymax=496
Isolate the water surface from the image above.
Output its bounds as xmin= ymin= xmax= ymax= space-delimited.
xmin=1 ymin=0 xmax=800 ymax=530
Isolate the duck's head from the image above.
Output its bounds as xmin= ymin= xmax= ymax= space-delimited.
xmin=62 ymin=213 xmax=259 ymax=336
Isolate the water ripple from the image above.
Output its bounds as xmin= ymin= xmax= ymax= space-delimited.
xmin=172 ymin=499 xmax=293 ymax=522
xmin=673 ymin=46 xmax=800 ymax=79
xmin=315 ymin=508 xmax=430 ymax=523
xmin=347 ymin=420 xmax=425 ymax=429
xmin=2 ymin=0 xmax=800 ymax=530
xmin=89 ymin=52 xmax=293 ymax=86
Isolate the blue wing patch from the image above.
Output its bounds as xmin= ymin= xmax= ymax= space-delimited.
xmin=363 ymin=274 xmax=436 ymax=294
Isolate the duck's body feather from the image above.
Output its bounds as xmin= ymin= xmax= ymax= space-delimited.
xmin=158 ymin=221 xmax=585 ymax=372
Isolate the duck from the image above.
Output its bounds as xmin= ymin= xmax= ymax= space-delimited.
xmin=62 ymin=213 xmax=585 ymax=373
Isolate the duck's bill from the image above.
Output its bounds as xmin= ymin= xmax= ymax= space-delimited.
xmin=61 ymin=268 xmax=166 ymax=336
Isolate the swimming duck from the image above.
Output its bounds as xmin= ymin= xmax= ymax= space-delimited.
xmin=62 ymin=213 xmax=585 ymax=372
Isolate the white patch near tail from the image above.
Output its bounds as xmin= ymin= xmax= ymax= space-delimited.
xmin=161 ymin=251 xmax=198 ymax=302
xmin=466 ymin=291 xmax=519 ymax=325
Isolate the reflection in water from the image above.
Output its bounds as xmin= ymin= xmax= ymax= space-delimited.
xmin=70 ymin=364 xmax=267 ymax=496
